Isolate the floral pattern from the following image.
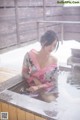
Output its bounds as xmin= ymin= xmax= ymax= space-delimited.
xmin=22 ymin=49 xmax=58 ymax=93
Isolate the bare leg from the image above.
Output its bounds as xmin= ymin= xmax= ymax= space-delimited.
xmin=39 ymin=91 xmax=56 ymax=103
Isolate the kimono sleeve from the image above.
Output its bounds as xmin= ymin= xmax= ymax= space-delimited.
xmin=44 ymin=66 xmax=59 ymax=88
xmin=22 ymin=53 xmax=30 ymax=79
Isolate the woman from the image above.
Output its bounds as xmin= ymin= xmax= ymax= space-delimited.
xmin=22 ymin=30 xmax=59 ymax=102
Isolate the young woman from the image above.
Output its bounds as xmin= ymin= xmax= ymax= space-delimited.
xmin=22 ymin=30 xmax=59 ymax=102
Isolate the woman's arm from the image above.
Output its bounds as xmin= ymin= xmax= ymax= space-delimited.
xmin=27 ymin=82 xmax=53 ymax=92
xmin=22 ymin=53 xmax=30 ymax=80
xmin=33 ymin=77 xmax=42 ymax=85
xmin=22 ymin=53 xmax=42 ymax=85
xmin=37 ymin=82 xmax=53 ymax=89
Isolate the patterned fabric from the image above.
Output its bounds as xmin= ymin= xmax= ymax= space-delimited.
xmin=22 ymin=49 xmax=58 ymax=93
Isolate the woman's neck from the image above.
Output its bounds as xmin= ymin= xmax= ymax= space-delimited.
xmin=38 ymin=48 xmax=49 ymax=59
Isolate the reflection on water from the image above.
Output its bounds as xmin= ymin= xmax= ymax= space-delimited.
xmin=58 ymin=71 xmax=80 ymax=99
xmin=9 ymin=80 xmax=58 ymax=101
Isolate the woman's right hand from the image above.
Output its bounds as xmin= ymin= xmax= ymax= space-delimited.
xmin=33 ymin=77 xmax=42 ymax=85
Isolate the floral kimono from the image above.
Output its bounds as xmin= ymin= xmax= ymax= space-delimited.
xmin=22 ymin=49 xmax=58 ymax=94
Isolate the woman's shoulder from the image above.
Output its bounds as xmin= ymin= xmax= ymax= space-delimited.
xmin=50 ymin=55 xmax=58 ymax=65
xmin=24 ymin=49 xmax=37 ymax=56
xmin=25 ymin=49 xmax=38 ymax=61
xmin=29 ymin=49 xmax=38 ymax=54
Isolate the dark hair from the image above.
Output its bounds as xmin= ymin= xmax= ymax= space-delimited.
xmin=40 ymin=30 xmax=59 ymax=50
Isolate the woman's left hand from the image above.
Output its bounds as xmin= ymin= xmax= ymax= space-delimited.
xmin=26 ymin=86 xmax=39 ymax=93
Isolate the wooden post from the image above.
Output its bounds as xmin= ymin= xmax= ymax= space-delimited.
xmin=14 ymin=0 xmax=20 ymax=45
xmin=61 ymin=23 xmax=64 ymax=44
xmin=43 ymin=0 xmax=46 ymax=21
xmin=43 ymin=0 xmax=46 ymax=31
xmin=37 ymin=22 xmax=39 ymax=41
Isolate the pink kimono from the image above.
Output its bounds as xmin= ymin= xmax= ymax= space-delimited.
xmin=22 ymin=49 xmax=58 ymax=94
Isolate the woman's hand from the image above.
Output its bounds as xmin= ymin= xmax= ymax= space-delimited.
xmin=33 ymin=79 xmax=42 ymax=85
xmin=26 ymin=86 xmax=39 ymax=93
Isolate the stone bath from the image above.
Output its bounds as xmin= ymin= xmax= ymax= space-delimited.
xmin=0 ymin=66 xmax=80 ymax=120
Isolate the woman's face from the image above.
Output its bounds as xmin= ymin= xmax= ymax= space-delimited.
xmin=44 ymin=40 xmax=57 ymax=54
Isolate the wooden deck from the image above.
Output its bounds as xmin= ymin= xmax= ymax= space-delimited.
xmin=0 ymin=67 xmax=19 ymax=83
